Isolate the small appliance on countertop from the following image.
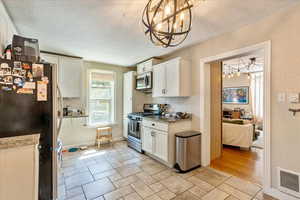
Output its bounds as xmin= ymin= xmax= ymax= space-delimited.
xmin=127 ymin=104 xmax=168 ymax=153
xmin=63 ymin=106 xmax=87 ymax=118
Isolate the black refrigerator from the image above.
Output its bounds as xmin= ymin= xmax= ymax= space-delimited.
xmin=0 ymin=58 xmax=58 ymax=200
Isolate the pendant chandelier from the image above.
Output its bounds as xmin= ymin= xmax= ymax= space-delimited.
xmin=142 ymin=0 xmax=193 ymax=48
xmin=222 ymin=57 xmax=263 ymax=79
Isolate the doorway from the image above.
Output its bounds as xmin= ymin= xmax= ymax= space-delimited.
xmin=210 ymin=52 xmax=265 ymax=185
xmin=199 ymin=41 xmax=271 ymax=190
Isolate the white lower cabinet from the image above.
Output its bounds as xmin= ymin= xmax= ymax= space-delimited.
xmin=142 ymin=126 xmax=154 ymax=153
xmin=142 ymin=119 xmax=192 ymax=167
xmin=153 ymin=130 xmax=168 ymax=161
xmin=0 ymin=145 xmax=39 ymax=200
xmin=142 ymin=127 xmax=168 ymax=162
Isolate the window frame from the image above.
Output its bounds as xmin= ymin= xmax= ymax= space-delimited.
xmin=87 ymin=69 xmax=116 ymax=127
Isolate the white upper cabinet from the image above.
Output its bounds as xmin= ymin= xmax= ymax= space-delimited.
xmin=40 ymin=53 xmax=60 ymax=81
xmin=152 ymin=57 xmax=191 ymax=97
xmin=137 ymin=58 xmax=160 ymax=75
xmin=59 ymin=56 xmax=83 ymax=98
xmin=123 ymin=71 xmax=134 ymax=119
xmin=152 ymin=63 xmax=166 ymax=97
xmin=40 ymin=53 xmax=83 ymax=98
xmin=40 ymin=53 xmax=59 ymax=66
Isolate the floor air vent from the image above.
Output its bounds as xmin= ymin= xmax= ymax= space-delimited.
xmin=278 ymin=167 xmax=300 ymax=198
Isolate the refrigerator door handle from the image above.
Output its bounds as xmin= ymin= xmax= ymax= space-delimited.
xmin=57 ymin=85 xmax=64 ymax=137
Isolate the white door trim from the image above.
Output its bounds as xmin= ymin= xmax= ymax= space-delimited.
xmin=199 ymin=41 xmax=271 ymax=189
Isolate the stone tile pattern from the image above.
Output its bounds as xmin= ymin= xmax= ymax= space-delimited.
xmin=58 ymin=141 xmax=277 ymax=200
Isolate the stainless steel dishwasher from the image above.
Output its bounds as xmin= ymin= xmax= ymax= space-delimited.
xmin=174 ymin=131 xmax=201 ymax=172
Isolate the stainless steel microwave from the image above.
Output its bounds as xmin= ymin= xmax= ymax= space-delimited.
xmin=136 ymin=72 xmax=152 ymax=90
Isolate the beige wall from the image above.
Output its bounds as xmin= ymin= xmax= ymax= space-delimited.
xmin=223 ymin=74 xmax=252 ymax=112
xmin=154 ymin=4 xmax=300 ymax=188
xmin=0 ymin=1 xmax=17 ymax=53
xmin=83 ymin=61 xmax=134 ymax=139
xmin=60 ymin=61 xmax=133 ymax=147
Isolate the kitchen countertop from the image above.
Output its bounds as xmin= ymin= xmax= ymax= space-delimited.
xmin=143 ymin=115 xmax=192 ymax=123
xmin=0 ymin=134 xmax=40 ymax=150
xmin=63 ymin=115 xmax=89 ymax=119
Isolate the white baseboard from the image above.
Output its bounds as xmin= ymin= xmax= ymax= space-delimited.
xmin=62 ymin=141 xmax=95 ymax=150
xmin=62 ymin=137 xmax=126 ymax=150
xmin=264 ymin=187 xmax=300 ymax=200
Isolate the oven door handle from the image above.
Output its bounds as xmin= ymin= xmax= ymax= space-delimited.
xmin=130 ymin=120 xmax=134 ymax=133
xmin=144 ymin=76 xmax=148 ymax=86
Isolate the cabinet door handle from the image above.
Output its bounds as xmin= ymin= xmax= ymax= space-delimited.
xmin=151 ymin=131 xmax=155 ymax=136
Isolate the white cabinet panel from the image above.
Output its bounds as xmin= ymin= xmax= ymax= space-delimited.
xmin=40 ymin=53 xmax=83 ymax=98
xmin=152 ymin=63 xmax=166 ymax=97
xmin=137 ymin=58 xmax=160 ymax=75
xmin=143 ymin=119 xmax=168 ymax=132
xmin=123 ymin=118 xmax=128 ymax=138
xmin=0 ymin=145 xmax=39 ymax=200
xmin=165 ymin=59 xmax=180 ymax=96
xmin=154 ymin=130 xmax=168 ymax=162
xmin=123 ymin=72 xmax=134 ymax=117
xmin=59 ymin=56 xmax=83 ymax=97
xmin=142 ymin=126 xmax=153 ymax=153
xmin=137 ymin=63 xmax=145 ymax=75
xmin=142 ymin=119 xmax=191 ymax=167
xmin=152 ymin=57 xmax=191 ymax=97
xmin=40 ymin=53 xmax=60 ymax=82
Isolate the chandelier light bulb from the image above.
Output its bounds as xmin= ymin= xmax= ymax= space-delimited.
xmin=157 ymin=23 xmax=162 ymax=31
xmin=165 ymin=5 xmax=171 ymax=15
xmin=180 ymin=13 xmax=185 ymax=20
xmin=173 ymin=22 xmax=177 ymax=29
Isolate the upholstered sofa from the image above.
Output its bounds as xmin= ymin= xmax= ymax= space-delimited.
xmin=222 ymin=121 xmax=254 ymax=149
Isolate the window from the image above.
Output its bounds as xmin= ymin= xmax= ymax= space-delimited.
xmin=88 ymin=70 xmax=115 ymax=126
xmin=251 ymin=72 xmax=263 ymax=121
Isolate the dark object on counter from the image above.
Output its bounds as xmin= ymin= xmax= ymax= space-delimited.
xmin=63 ymin=107 xmax=68 ymax=116
xmin=12 ymin=35 xmax=40 ymax=63
xmin=175 ymin=112 xmax=191 ymax=119
xmin=0 ymin=59 xmax=55 ymax=200
xmin=174 ymin=131 xmax=201 ymax=173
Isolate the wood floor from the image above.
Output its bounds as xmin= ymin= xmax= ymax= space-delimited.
xmin=210 ymin=146 xmax=263 ymax=185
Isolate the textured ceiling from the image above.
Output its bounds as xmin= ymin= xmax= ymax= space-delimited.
xmin=2 ymin=0 xmax=299 ymax=66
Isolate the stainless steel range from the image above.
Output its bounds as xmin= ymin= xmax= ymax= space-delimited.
xmin=127 ymin=104 xmax=167 ymax=153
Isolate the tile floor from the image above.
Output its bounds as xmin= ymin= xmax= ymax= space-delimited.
xmin=58 ymin=141 xmax=276 ymax=200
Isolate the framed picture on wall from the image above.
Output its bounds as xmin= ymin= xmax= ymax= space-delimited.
xmin=223 ymin=87 xmax=249 ymax=104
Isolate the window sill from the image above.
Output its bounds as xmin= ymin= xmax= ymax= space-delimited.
xmin=87 ymin=122 xmax=118 ymax=129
